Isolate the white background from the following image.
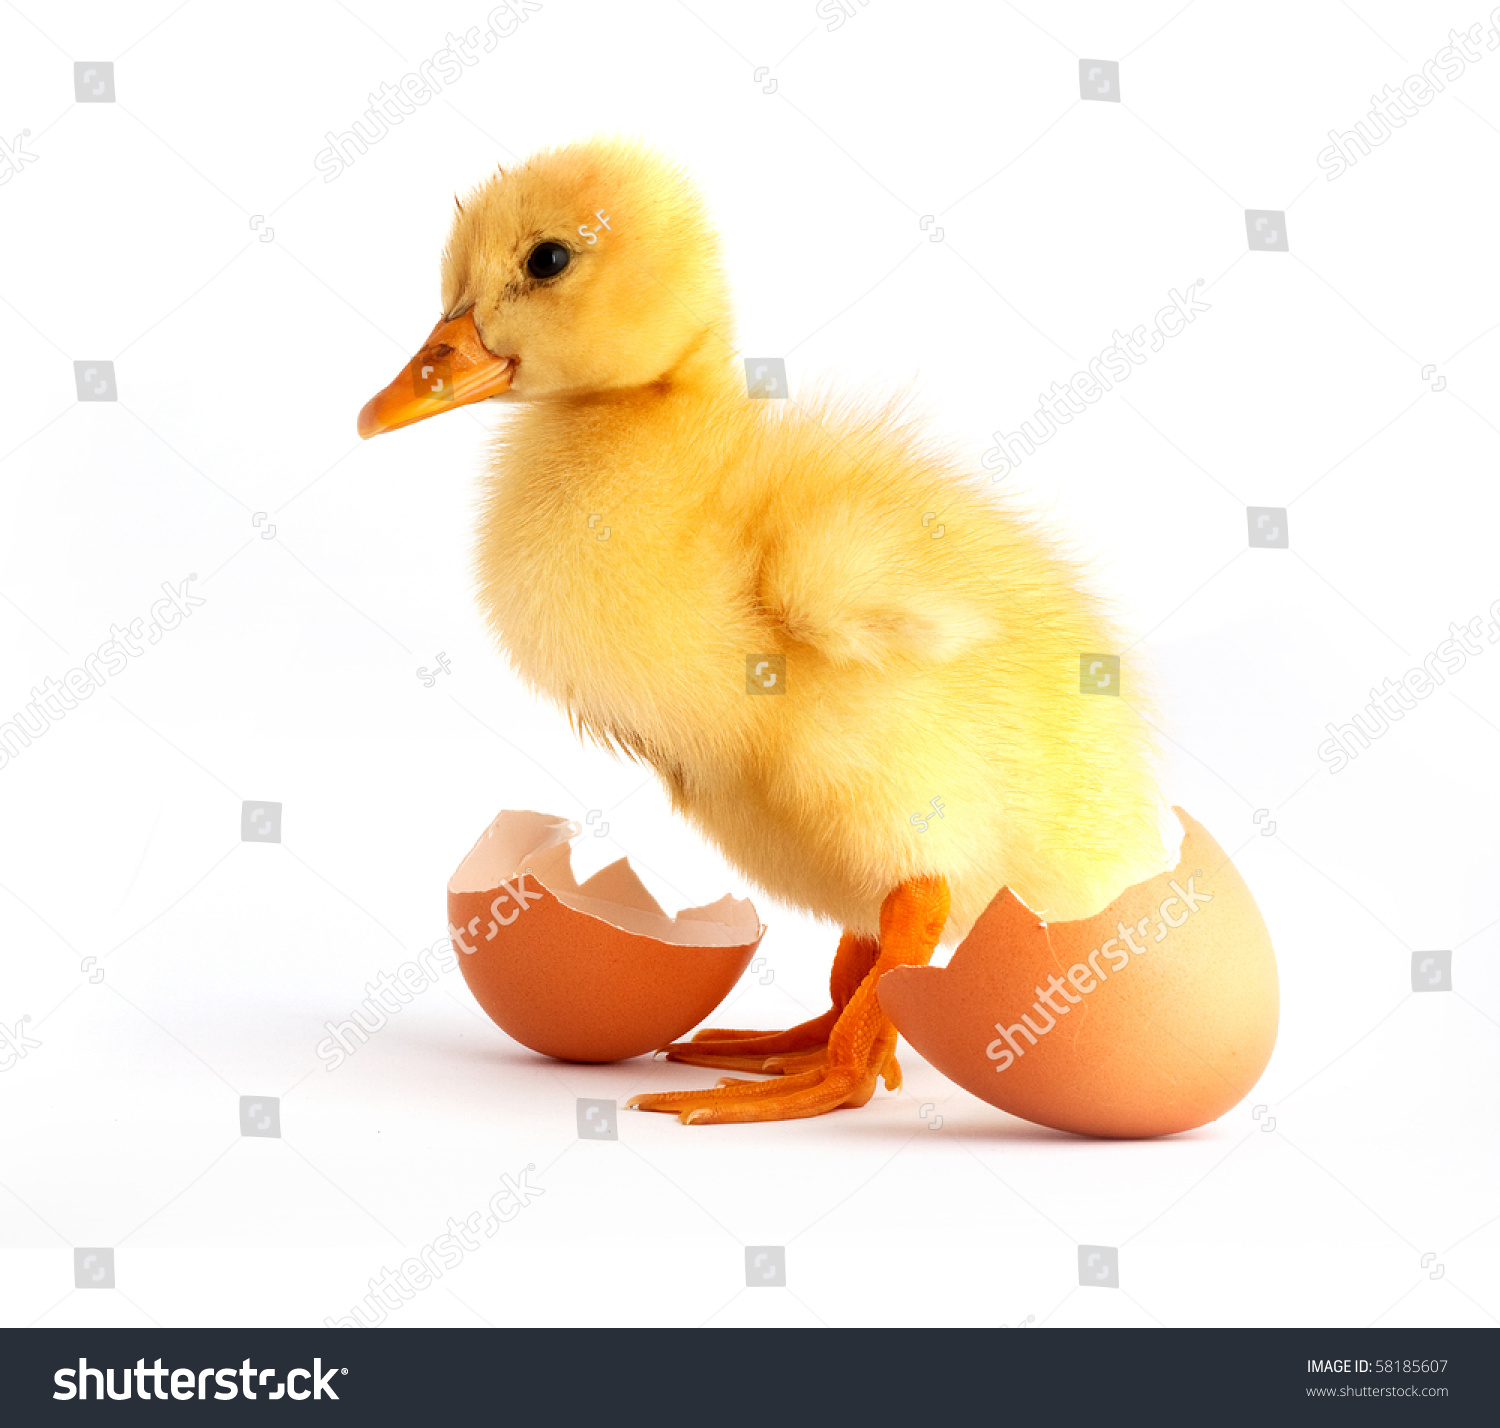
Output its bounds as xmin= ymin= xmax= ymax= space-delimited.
xmin=1 ymin=0 xmax=1497 ymax=1329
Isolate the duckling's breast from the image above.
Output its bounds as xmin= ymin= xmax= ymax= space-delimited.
xmin=474 ymin=409 xmax=771 ymax=780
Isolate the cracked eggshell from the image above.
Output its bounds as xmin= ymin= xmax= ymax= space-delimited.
xmin=877 ymin=809 xmax=1278 ymax=1138
xmin=447 ymin=810 xmax=764 ymax=1062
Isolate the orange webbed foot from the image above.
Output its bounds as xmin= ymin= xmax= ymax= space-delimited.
xmin=629 ymin=878 xmax=947 ymax=1124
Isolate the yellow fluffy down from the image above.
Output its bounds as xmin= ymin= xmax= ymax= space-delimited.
xmin=448 ymin=138 xmax=1166 ymax=941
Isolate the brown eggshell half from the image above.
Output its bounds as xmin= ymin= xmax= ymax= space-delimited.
xmin=877 ymin=809 xmax=1278 ymax=1138
xmin=447 ymin=810 xmax=764 ymax=1063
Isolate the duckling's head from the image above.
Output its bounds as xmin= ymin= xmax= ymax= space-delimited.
xmin=358 ymin=138 xmax=731 ymax=437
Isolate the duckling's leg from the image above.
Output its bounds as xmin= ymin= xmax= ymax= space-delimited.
xmin=628 ymin=877 xmax=948 ymax=1124
xmin=656 ymin=929 xmax=878 ymax=1074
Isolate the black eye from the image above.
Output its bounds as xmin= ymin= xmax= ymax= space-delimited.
xmin=526 ymin=241 xmax=571 ymax=279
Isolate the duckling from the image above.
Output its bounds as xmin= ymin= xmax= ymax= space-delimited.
xmin=358 ymin=137 xmax=1166 ymax=1124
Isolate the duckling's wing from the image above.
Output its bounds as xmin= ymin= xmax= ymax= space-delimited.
xmin=756 ymin=491 xmax=999 ymax=667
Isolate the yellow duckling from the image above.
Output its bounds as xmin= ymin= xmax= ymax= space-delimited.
xmin=359 ymin=137 xmax=1165 ymax=1124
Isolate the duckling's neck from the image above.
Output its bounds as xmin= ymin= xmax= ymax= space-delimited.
xmin=565 ymin=322 xmax=742 ymax=413
xmin=504 ymin=323 xmax=748 ymax=498
xmin=668 ymin=325 xmax=744 ymax=402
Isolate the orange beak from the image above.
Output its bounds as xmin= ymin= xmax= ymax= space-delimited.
xmin=357 ymin=310 xmax=514 ymax=438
